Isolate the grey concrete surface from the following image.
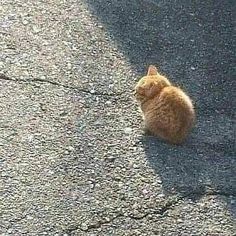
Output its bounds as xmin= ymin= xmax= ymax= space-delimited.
xmin=0 ymin=0 xmax=235 ymax=235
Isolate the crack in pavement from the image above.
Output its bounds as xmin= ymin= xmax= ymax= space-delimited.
xmin=0 ymin=74 xmax=123 ymax=98
xmin=130 ymin=189 xmax=236 ymax=220
xmin=3 ymin=189 xmax=234 ymax=234
xmin=64 ymin=189 xmax=236 ymax=234
xmin=65 ymin=213 xmax=123 ymax=234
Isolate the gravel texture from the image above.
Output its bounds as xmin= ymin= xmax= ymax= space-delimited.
xmin=0 ymin=0 xmax=235 ymax=235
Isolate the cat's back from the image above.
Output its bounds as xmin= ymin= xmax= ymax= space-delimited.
xmin=159 ymin=86 xmax=194 ymax=114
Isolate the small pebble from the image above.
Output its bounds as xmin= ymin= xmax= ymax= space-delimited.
xmin=26 ymin=215 xmax=33 ymax=220
xmin=124 ymin=127 xmax=132 ymax=134
xmin=177 ymin=219 xmax=183 ymax=223
xmin=105 ymin=156 xmax=116 ymax=162
xmin=33 ymin=25 xmax=41 ymax=33
xmin=67 ymin=146 xmax=74 ymax=152
xmin=27 ymin=134 xmax=34 ymax=142
xmin=105 ymin=101 xmax=112 ymax=105
xmin=67 ymin=63 xmax=72 ymax=69
xmin=142 ymin=189 xmax=149 ymax=194
xmin=7 ymin=228 xmax=13 ymax=233
xmin=22 ymin=20 xmax=29 ymax=25
xmin=81 ymin=223 xmax=88 ymax=231
xmin=158 ymin=193 xmax=165 ymax=198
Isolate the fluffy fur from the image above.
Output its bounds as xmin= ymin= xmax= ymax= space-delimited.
xmin=134 ymin=65 xmax=195 ymax=144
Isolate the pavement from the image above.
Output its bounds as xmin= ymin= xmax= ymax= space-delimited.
xmin=0 ymin=0 xmax=235 ymax=235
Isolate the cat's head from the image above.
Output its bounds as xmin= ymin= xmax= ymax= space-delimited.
xmin=134 ymin=65 xmax=171 ymax=102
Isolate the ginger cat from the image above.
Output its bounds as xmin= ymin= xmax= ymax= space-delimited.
xmin=134 ymin=65 xmax=195 ymax=144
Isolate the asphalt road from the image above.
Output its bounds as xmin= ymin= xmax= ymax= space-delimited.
xmin=1 ymin=0 xmax=235 ymax=235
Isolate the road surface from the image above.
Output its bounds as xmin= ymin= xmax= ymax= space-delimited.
xmin=1 ymin=0 xmax=235 ymax=235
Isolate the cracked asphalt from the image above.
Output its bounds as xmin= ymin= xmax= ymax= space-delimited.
xmin=0 ymin=0 xmax=235 ymax=235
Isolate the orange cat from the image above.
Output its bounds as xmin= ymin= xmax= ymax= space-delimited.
xmin=134 ymin=65 xmax=195 ymax=144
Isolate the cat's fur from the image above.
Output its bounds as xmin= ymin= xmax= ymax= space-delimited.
xmin=134 ymin=65 xmax=195 ymax=144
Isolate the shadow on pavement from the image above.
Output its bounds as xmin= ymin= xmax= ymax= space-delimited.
xmin=86 ymin=0 xmax=236 ymax=215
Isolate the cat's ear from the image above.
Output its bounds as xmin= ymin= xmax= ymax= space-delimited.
xmin=147 ymin=65 xmax=158 ymax=76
